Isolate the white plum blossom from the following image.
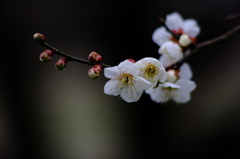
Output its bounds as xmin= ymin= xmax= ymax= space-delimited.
xmin=158 ymin=41 xmax=183 ymax=67
xmin=145 ymin=63 xmax=196 ymax=104
xmin=135 ymin=57 xmax=167 ymax=88
xmin=152 ymin=27 xmax=172 ymax=46
xmin=152 ymin=12 xmax=200 ymax=46
xmin=104 ymin=60 xmax=151 ymax=103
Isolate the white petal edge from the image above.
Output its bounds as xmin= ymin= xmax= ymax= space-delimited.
xmin=104 ymin=66 xmax=120 ymax=79
xmin=145 ymin=85 xmax=170 ymax=103
xmin=165 ymin=42 xmax=183 ymax=59
xmin=162 ymin=82 xmax=180 ymax=89
xmin=118 ymin=60 xmax=139 ymax=76
xmin=165 ymin=12 xmax=184 ymax=31
xmin=152 ymin=27 xmax=172 ymax=46
xmin=173 ymin=79 xmax=196 ymax=103
xmin=183 ymin=19 xmax=200 ymax=37
xmin=104 ymin=79 xmax=121 ymax=96
xmin=159 ymin=41 xmax=183 ymax=59
xmin=159 ymin=54 xmax=177 ymax=68
xmin=178 ymin=63 xmax=192 ymax=80
xmin=158 ymin=42 xmax=183 ymax=67
xmin=120 ymin=76 xmax=151 ymax=103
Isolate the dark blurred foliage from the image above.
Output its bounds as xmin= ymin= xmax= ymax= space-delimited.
xmin=1 ymin=0 xmax=240 ymax=159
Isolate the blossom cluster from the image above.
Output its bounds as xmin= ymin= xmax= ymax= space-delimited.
xmin=104 ymin=12 xmax=199 ymax=103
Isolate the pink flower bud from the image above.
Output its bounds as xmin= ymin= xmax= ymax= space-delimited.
xmin=33 ymin=33 xmax=45 ymax=43
xmin=88 ymin=65 xmax=102 ymax=79
xmin=55 ymin=57 xmax=68 ymax=70
xmin=39 ymin=50 xmax=53 ymax=63
xmin=127 ymin=59 xmax=135 ymax=63
xmin=88 ymin=51 xmax=102 ymax=63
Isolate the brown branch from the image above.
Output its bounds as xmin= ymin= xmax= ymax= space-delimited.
xmin=39 ymin=42 xmax=111 ymax=68
xmin=225 ymin=13 xmax=240 ymax=21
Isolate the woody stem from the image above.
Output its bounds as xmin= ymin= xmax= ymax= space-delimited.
xmin=40 ymin=42 xmax=111 ymax=68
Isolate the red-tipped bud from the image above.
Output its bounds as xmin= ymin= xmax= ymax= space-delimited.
xmin=88 ymin=65 xmax=102 ymax=79
xmin=127 ymin=59 xmax=135 ymax=63
xmin=88 ymin=51 xmax=102 ymax=63
xmin=39 ymin=50 xmax=53 ymax=63
xmin=33 ymin=33 xmax=45 ymax=43
xmin=55 ymin=57 xmax=68 ymax=70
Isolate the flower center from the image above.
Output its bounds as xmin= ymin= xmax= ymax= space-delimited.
xmin=145 ymin=64 xmax=158 ymax=77
xmin=118 ymin=73 xmax=135 ymax=89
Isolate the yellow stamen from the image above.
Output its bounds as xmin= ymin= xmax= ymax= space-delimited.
xmin=117 ymin=73 xmax=135 ymax=89
xmin=145 ymin=64 xmax=158 ymax=77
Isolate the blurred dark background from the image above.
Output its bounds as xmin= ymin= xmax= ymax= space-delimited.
xmin=1 ymin=0 xmax=240 ymax=158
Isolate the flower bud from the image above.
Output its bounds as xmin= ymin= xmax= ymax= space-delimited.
xmin=39 ymin=50 xmax=53 ymax=63
xmin=55 ymin=57 xmax=68 ymax=70
xmin=166 ymin=69 xmax=178 ymax=83
xmin=88 ymin=65 xmax=102 ymax=79
xmin=127 ymin=59 xmax=135 ymax=63
xmin=179 ymin=34 xmax=192 ymax=47
xmin=88 ymin=51 xmax=102 ymax=63
xmin=33 ymin=33 xmax=45 ymax=43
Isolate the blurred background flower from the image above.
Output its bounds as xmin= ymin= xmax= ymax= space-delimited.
xmin=1 ymin=0 xmax=240 ymax=158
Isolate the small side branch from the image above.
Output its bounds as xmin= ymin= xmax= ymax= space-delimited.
xmin=40 ymin=42 xmax=111 ymax=68
xmin=226 ymin=13 xmax=240 ymax=21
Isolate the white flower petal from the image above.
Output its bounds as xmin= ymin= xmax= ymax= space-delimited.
xmin=173 ymin=79 xmax=196 ymax=103
xmin=178 ymin=63 xmax=192 ymax=80
xmin=104 ymin=79 xmax=121 ymax=96
xmin=137 ymin=76 xmax=152 ymax=86
xmin=120 ymin=86 xmax=141 ymax=103
xmin=104 ymin=66 xmax=120 ymax=79
xmin=166 ymin=12 xmax=184 ymax=31
xmin=118 ymin=60 xmax=139 ymax=76
xmin=145 ymin=85 xmax=170 ymax=103
xmin=159 ymin=54 xmax=175 ymax=67
xmin=159 ymin=41 xmax=182 ymax=58
xmin=162 ymin=82 xmax=180 ymax=89
xmin=159 ymin=42 xmax=183 ymax=67
xmin=152 ymin=27 xmax=172 ymax=46
xmin=135 ymin=57 xmax=159 ymax=66
xmin=183 ymin=19 xmax=200 ymax=37
xmin=165 ymin=42 xmax=183 ymax=59
xmin=158 ymin=65 xmax=167 ymax=83
xmin=120 ymin=76 xmax=150 ymax=103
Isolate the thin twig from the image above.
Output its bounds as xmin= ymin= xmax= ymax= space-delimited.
xmin=41 ymin=42 xmax=111 ymax=68
xmin=225 ymin=13 xmax=240 ymax=21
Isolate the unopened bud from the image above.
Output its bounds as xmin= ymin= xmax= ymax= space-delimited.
xmin=88 ymin=51 xmax=102 ymax=63
xmin=166 ymin=69 xmax=178 ymax=83
xmin=127 ymin=59 xmax=135 ymax=63
xmin=39 ymin=50 xmax=53 ymax=63
xmin=179 ymin=34 xmax=192 ymax=47
xmin=33 ymin=33 xmax=45 ymax=43
xmin=55 ymin=57 xmax=68 ymax=70
xmin=88 ymin=65 xmax=102 ymax=79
